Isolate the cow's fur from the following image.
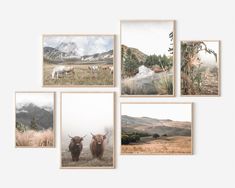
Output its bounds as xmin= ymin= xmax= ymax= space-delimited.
xmin=102 ymin=66 xmax=109 ymax=70
xmin=51 ymin=66 xmax=74 ymax=79
xmin=68 ymin=135 xmax=85 ymax=162
xmin=88 ymin=65 xmax=99 ymax=73
xmin=90 ymin=133 xmax=107 ymax=159
xmin=109 ymin=66 xmax=114 ymax=74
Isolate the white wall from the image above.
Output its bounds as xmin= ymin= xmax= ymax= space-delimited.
xmin=0 ymin=0 xmax=234 ymax=187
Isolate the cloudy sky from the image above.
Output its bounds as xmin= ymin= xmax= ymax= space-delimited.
xmin=121 ymin=103 xmax=192 ymax=122
xmin=121 ymin=21 xmax=174 ymax=56
xmin=198 ymin=41 xmax=219 ymax=65
xmin=44 ymin=36 xmax=113 ymax=56
xmin=16 ymin=93 xmax=54 ymax=107
xmin=61 ymin=93 xmax=114 ymax=147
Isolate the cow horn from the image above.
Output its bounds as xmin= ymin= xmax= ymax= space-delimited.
xmin=90 ymin=133 xmax=95 ymax=137
xmin=68 ymin=135 xmax=73 ymax=139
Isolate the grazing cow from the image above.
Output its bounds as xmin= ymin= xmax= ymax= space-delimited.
xmin=90 ymin=133 xmax=107 ymax=159
xmin=51 ymin=65 xmax=75 ymax=79
xmin=68 ymin=135 xmax=86 ymax=162
xmin=88 ymin=65 xmax=99 ymax=73
xmin=109 ymin=66 xmax=114 ymax=74
xmin=102 ymin=65 xmax=109 ymax=70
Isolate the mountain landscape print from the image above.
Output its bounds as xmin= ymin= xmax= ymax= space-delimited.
xmin=121 ymin=103 xmax=192 ymax=154
xmin=15 ymin=92 xmax=55 ymax=147
xmin=43 ymin=35 xmax=114 ymax=86
xmin=121 ymin=21 xmax=174 ymax=96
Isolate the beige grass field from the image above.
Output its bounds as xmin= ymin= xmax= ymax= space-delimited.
xmin=43 ymin=62 xmax=113 ymax=86
xmin=61 ymin=146 xmax=114 ymax=168
xmin=121 ymin=136 xmax=192 ymax=154
xmin=16 ymin=129 xmax=54 ymax=147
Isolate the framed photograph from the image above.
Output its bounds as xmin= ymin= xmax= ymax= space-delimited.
xmin=120 ymin=20 xmax=175 ymax=97
xmin=181 ymin=40 xmax=220 ymax=96
xmin=60 ymin=92 xmax=115 ymax=169
xmin=15 ymin=92 xmax=55 ymax=148
xmin=121 ymin=102 xmax=193 ymax=155
xmin=43 ymin=35 xmax=115 ymax=87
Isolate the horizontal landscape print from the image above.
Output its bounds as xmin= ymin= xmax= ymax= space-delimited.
xmin=121 ymin=20 xmax=174 ymax=96
xmin=181 ymin=41 xmax=220 ymax=95
xmin=121 ymin=103 xmax=192 ymax=154
xmin=61 ymin=93 xmax=114 ymax=168
xmin=15 ymin=92 xmax=55 ymax=147
xmin=43 ymin=35 xmax=114 ymax=86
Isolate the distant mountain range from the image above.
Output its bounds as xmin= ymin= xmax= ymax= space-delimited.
xmin=16 ymin=103 xmax=53 ymax=130
xmin=43 ymin=42 xmax=113 ymax=63
xmin=122 ymin=115 xmax=191 ymax=136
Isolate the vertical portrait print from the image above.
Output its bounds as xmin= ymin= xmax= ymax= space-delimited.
xmin=15 ymin=92 xmax=55 ymax=148
xmin=43 ymin=35 xmax=114 ymax=87
xmin=121 ymin=20 xmax=175 ymax=96
xmin=121 ymin=103 xmax=193 ymax=155
xmin=181 ymin=41 xmax=220 ymax=96
xmin=61 ymin=92 xmax=115 ymax=168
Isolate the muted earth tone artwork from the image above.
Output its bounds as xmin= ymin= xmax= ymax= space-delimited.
xmin=43 ymin=35 xmax=114 ymax=86
xmin=121 ymin=21 xmax=174 ymax=96
xmin=61 ymin=93 xmax=114 ymax=168
xmin=121 ymin=103 xmax=192 ymax=154
xmin=15 ymin=92 xmax=55 ymax=147
xmin=181 ymin=41 xmax=220 ymax=96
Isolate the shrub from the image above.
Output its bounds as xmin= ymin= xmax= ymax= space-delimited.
xmin=16 ymin=122 xmax=27 ymax=132
xmin=144 ymin=54 xmax=173 ymax=70
xmin=121 ymin=135 xmax=130 ymax=145
xmin=122 ymin=48 xmax=140 ymax=77
xmin=129 ymin=135 xmax=140 ymax=143
xmin=153 ymin=133 xmax=160 ymax=139
xmin=136 ymin=132 xmax=150 ymax=137
xmin=135 ymin=135 xmax=140 ymax=141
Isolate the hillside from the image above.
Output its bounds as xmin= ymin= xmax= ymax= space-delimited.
xmin=121 ymin=115 xmax=191 ymax=136
xmin=43 ymin=47 xmax=68 ymax=62
xmin=121 ymin=44 xmax=147 ymax=63
xmin=16 ymin=103 xmax=53 ymax=130
xmin=43 ymin=45 xmax=113 ymax=63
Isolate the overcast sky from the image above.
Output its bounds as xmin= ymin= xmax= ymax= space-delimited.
xmin=198 ymin=41 xmax=219 ymax=65
xmin=61 ymin=93 xmax=114 ymax=143
xmin=44 ymin=36 xmax=113 ymax=56
xmin=16 ymin=93 xmax=54 ymax=107
xmin=121 ymin=21 xmax=173 ymax=56
xmin=121 ymin=103 xmax=192 ymax=122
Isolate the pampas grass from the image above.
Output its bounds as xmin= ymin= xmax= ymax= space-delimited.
xmin=16 ymin=129 xmax=54 ymax=147
xmin=121 ymin=70 xmax=173 ymax=95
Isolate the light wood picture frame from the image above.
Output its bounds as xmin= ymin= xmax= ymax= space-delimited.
xmin=180 ymin=40 xmax=220 ymax=96
xmin=60 ymin=92 xmax=115 ymax=169
xmin=120 ymin=20 xmax=175 ymax=97
xmin=120 ymin=102 xmax=193 ymax=155
xmin=15 ymin=91 xmax=56 ymax=148
xmin=42 ymin=34 xmax=115 ymax=87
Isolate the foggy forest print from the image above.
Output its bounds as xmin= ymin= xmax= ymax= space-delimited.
xmin=43 ymin=35 xmax=114 ymax=86
xmin=121 ymin=103 xmax=192 ymax=154
xmin=181 ymin=41 xmax=220 ymax=95
xmin=61 ymin=93 xmax=114 ymax=168
xmin=15 ymin=92 xmax=55 ymax=147
xmin=121 ymin=21 xmax=174 ymax=96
